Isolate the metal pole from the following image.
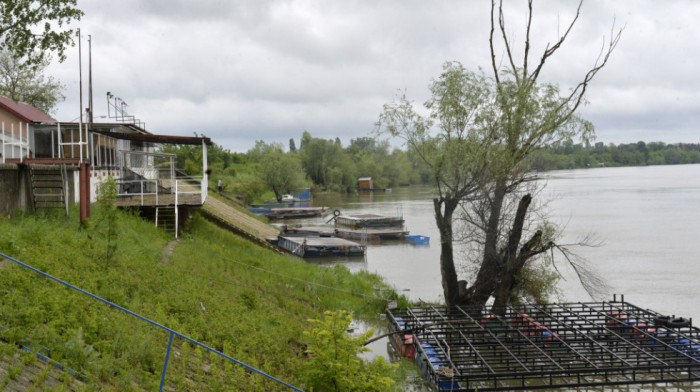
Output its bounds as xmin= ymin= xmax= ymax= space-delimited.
xmin=20 ymin=122 xmax=24 ymax=162
xmin=77 ymin=29 xmax=83 ymax=162
xmin=159 ymin=332 xmax=174 ymax=391
xmin=175 ymin=180 xmax=179 ymax=239
xmin=202 ymin=141 xmax=208 ymax=203
xmin=88 ymin=35 xmax=93 ymax=124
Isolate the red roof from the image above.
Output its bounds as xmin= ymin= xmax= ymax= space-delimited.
xmin=0 ymin=95 xmax=56 ymax=123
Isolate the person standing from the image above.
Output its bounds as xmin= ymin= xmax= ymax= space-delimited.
xmin=217 ymin=179 xmax=223 ymax=193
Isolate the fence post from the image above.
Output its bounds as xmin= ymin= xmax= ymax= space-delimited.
xmin=175 ymin=180 xmax=179 ymax=239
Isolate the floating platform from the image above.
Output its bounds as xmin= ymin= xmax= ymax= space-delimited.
xmin=334 ymin=213 xmax=404 ymax=228
xmin=250 ymin=201 xmax=294 ymax=208
xmin=387 ymin=298 xmax=700 ymax=391
xmin=335 ymin=228 xmax=409 ymax=241
xmin=281 ymin=226 xmax=409 ymax=241
xmin=277 ymin=236 xmax=366 ymax=257
xmin=263 ymin=207 xmax=329 ymax=220
xmin=281 ymin=226 xmax=336 ymax=237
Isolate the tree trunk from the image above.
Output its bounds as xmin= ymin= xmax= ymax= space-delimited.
xmin=491 ymin=194 xmax=532 ymax=315
xmin=434 ymin=198 xmax=460 ymax=306
xmin=463 ymin=181 xmax=508 ymax=307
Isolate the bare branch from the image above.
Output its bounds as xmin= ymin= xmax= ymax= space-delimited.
xmin=523 ymin=0 xmax=533 ymax=78
xmin=489 ymin=0 xmax=501 ymax=85
xmin=498 ymin=0 xmax=520 ymax=82
xmin=530 ymin=0 xmax=583 ymax=82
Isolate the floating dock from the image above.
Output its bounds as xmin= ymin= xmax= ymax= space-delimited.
xmin=334 ymin=213 xmax=404 ymax=228
xmin=280 ymin=226 xmax=336 ymax=237
xmin=335 ymin=228 xmax=408 ymax=241
xmin=387 ymin=297 xmax=700 ymax=391
xmin=278 ymin=236 xmax=366 ymax=257
xmin=281 ymin=226 xmax=408 ymax=241
xmin=263 ymin=207 xmax=329 ymax=220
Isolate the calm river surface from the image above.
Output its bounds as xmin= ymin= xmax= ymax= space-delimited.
xmin=291 ymin=163 xmax=700 ymax=321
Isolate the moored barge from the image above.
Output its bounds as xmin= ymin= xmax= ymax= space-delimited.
xmin=277 ymin=236 xmax=366 ymax=257
xmin=334 ymin=213 xmax=404 ymax=228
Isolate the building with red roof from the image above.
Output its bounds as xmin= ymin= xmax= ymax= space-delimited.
xmin=0 ymin=94 xmax=212 ymax=234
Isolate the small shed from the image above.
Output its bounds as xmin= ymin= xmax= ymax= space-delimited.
xmin=358 ymin=177 xmax=373 ymax=190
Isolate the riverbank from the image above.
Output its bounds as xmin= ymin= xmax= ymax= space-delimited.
xmin=0 ymin=206 xmax=407 ymax=390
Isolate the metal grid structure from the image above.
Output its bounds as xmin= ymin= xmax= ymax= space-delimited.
xmin=388 ymin=298 xmax=700 ymax=391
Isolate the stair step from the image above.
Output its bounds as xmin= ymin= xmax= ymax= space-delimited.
xmin=30 ymin=166 xmax=66 ymax=212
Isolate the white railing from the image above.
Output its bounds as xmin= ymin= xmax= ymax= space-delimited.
xmin=1 ymin=121 xmax=30 ymax=163
xmin=114 ymin=176 xmax=204 ymax=207
xmin=116 ymin=179 xmax=159 ymax=206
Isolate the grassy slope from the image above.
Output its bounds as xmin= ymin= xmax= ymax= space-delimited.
xmin=0 ymin=207 xmax=404 ymax=391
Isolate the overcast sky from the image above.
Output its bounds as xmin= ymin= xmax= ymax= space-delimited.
xmin=46 ymin=0 xmax=700 ymax=152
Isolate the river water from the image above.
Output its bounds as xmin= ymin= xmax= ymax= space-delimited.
xmin=280 ymin=164 xmax=700 ymax=390
xmin=293 ymin=163 xmax=700 ymax=321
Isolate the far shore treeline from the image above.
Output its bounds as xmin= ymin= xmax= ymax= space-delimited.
xmin=163 ymin=133 xmax=700 ymax=201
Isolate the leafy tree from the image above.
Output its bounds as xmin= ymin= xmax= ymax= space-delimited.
xmin=0 ymin=50 xmax=64 ymax=114
xmin=302 ymin=311 xmax=397 ymax=392
xmin=289 ymin=138 xmax=297 ymax=153
xmin=259 ymin=151 xmax=306 ymax=202
xmin=246 ymin=140 xmax=283 ymax=163
xmin=0 ymin=0 xmax=83 ymax=64
xmin=377 ymin=0 xmax=620 ymax=310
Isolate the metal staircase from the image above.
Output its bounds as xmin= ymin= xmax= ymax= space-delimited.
xmin=29 ymin=165 xmax=67 ymax=213
xmin=155 ymin=207 xmax=177 ymax=234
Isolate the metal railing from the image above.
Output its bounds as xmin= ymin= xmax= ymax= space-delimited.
xmin=116 ymin=179 xmax=160 ymax=205
xmin=0 ymin=251 xmax=304 ymax=391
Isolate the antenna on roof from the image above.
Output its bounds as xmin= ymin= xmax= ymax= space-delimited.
xmin=105 ymin=92 xmax=145 ymax=129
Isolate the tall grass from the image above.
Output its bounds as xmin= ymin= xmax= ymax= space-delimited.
xmin=0 ymin=206 xmax=405 ymax=390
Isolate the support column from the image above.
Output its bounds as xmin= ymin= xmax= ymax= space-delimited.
xmin=201 ymin=140 xmax=208 ymax=204
xmin=79 ymin=162 xmax=91 ymax=222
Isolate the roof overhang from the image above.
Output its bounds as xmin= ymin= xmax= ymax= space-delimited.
xmin=92 ymin=129 xmax=212 ymax=146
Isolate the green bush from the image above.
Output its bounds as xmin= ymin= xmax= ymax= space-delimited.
xmin=0 ymin=207 xmax=401 ymax=390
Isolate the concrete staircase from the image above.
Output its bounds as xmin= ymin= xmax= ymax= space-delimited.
xmin=201 ymin=196 xmax=280 ymax=248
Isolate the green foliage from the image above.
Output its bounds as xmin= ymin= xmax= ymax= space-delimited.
xmin=302 ymin=311 xmax=397 ymax=392
xmin=94 ymin=176 xmax=119 ymax=263
xmin=532 ymin=140 xmax=700 ymax=170
xmin=0 ymin=51 xmax=65 ymax=114
xmin=0 ymin=0 xmax=83 ymax=64
xmin=259 ymin=150 xmax=306 ymax=201
xmin=0 ymin=207 xmax=402 ymax=390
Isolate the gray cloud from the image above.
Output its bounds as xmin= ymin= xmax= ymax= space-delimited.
xmin=47 ymin=0 xmax=700 ymax=151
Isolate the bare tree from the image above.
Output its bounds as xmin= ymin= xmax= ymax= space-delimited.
xmin=377 ymin=0 xmax=621 ymax=311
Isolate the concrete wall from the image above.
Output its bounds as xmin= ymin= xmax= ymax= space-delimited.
xmin=0 ymin=164 xmax=27 ymax=216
